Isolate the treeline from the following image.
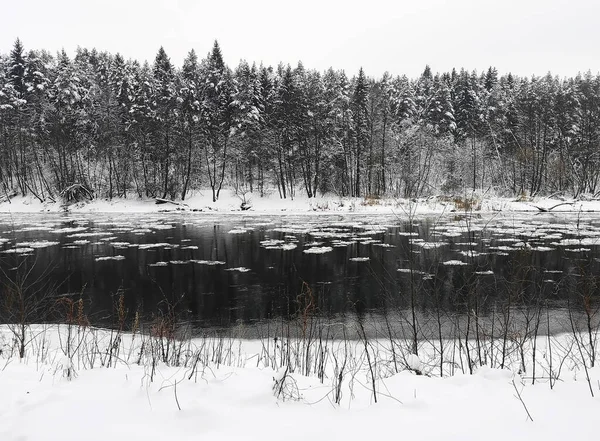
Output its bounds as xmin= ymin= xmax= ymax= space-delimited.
xmin=1 ymin=38 xmax=600 ymax=202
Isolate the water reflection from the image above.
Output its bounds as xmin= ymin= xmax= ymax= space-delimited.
xmin=1 ymin=212 xmax=599 ymax=331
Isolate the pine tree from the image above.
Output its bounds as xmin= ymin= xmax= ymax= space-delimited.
xmin=179 ymin=49 xmax=201 ymax=200
xmin=200 ymin=40 xmax=236 ymax=202
xmin=351 ymin=67 xmax=369 ymax=197
xmin=152 ymin=46 xmax=177 ymax=198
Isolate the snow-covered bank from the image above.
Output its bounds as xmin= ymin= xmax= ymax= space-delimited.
xmin=2 ymin=190 xmax=600 ymax=215
xmin=1 ymin=325 xmax=599 ymax=441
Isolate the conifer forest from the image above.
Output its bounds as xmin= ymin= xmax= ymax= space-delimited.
xmin=1 ymin=38 xmax=600 ymax=203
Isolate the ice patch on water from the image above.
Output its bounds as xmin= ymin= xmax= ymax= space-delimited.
xmin=397 ymin=268 xmax=426 ymax=274
xmin=303 ymin=246 xmax=333 ymax=254
xmin=68 ymin=232 xmax=113 ymax=238
xmin=331 ymin=240 xmax=357 ymax=247
xmin=415 ymin=242 xmax=448 ymax=249
xmin=228 ymin=229 xmax=248 ymax=234
xmin=138 ymin=243 xmax=171 ymax=250
xmin=458 ymin=250 xmax=487 ymax=257
xmin=190 ymin=260 xmax=226 ymax=265
xmin=305 ymin=241 xmax=324 ymax=247
xmin=95 ymin=255 xmax=125 ymax=261
xmin=488 ymin=246 xmax=515 ymax=251
xmin=532 ymin=246 xmax=555 ymax=252
xmin=265 ymin=243 xmax=297 ymax=251
xmin=148 ymin=261 xmax=168 ymax=267
xmin=373 ymin=243 xmax=395 ymax=248
xmin=15 ymin=226 xmax=53 ymax=232
xmin=273 ymin=227 xmax=311 ymax=234
xmin=350 ymin=257 xmax=370 ymax=262
xmin=225 ymin=267 xmax=251 ymax=272
xmin=2 ymin=247 xmax=34 ymax=254
xmin=17 ymin=240 xmax=60 ymax=248
xmin=557 ymin=238 xmax=600 ymax=246
xmin=443 ymin=260 xmax=468 ymax=266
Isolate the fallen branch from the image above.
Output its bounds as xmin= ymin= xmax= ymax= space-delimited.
xmin=512 ymin=379 xmax=534 ymax=422
xmin=531 ymin=202 xmax=574 ymax=212
xmin=155 ymin=198 xmax=189 ymax=208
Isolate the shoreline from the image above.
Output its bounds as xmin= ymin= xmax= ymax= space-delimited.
xmin=2 ymin=190 xmax=600 ymax=215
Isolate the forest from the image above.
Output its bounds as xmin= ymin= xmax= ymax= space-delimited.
xmin=1 ymin=38 xmax=600 ymax=203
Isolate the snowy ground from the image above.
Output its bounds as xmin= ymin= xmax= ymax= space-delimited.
xmin=2 ymin=189 xmax=600 ymax=214
xmin=1 ymin=325 xmax=599 ymax=441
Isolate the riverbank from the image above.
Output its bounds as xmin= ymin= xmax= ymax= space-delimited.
xmin=2 ymin=189 xmax=600 ymax=215
xmin=1 ymin=325 xmax=598 ymax=441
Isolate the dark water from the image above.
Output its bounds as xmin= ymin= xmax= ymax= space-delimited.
xmin=1 ymin=211 xmax=600 ymax=331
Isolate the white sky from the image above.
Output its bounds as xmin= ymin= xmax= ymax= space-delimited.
xmin=2 ymin=0 xmax=599 ymax=79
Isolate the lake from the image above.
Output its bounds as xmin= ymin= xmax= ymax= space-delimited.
xmin=1 ymin=211 xmax=599 ymax=335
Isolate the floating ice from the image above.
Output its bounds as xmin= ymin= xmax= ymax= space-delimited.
xmin=50 ymin=227 xmax=87 ymax=234
xmin=373 ymin=243 xmax=395 ymax=248
xmin=17 ymin=240 xmax=59 ymax=248
xmin=397 ymin=268 xmax=426 ymax=274
xmin=331 ymin=240 xmax=357 ymax=247
xmin=225 ymin=267 xmax=251 ymax=272
xmin=95 ymin=255 xmax=125 ymax=261
xmin=303 ymin=246 xmax=333 ymax=254
xmin=443 ymin=260 xmax=468 ymax=266
xmin=68 ymin=232 xmax=113 ymax=238
xmin=138 ymin=243 xmax=171 ymax=250
xmin=350 ymin=257 xmax=370 ymax=262
xmin=415 ymin=241 xmax=448 ymax=249
xmin=190 ymin=260 xmax=226 ymax=265
xmin=305 ymin=241 xmax=324 ymax=247
xmin=2 ymin=247 xmax=34 ymax=254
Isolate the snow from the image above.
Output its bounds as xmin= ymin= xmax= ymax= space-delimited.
xmin=0 ymin=325 xmax=598 ymax=441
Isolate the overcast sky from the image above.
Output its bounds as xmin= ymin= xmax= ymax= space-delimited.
xmin=2 ymin=0 xmax=599 ymax=78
